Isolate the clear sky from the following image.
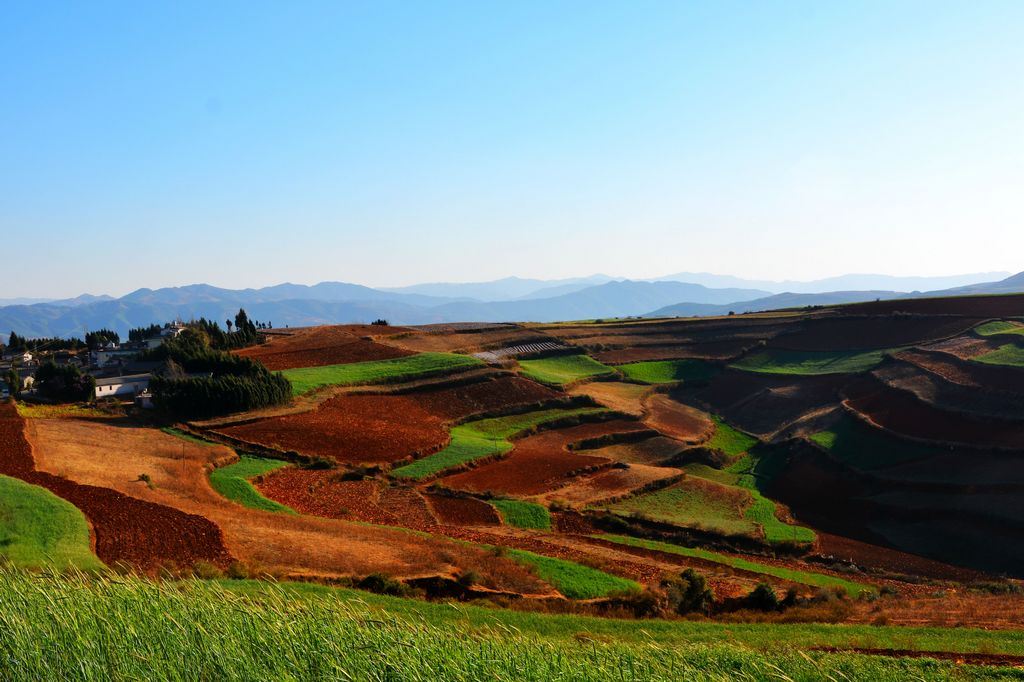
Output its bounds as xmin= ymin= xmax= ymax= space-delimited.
xmin=2 ymin=2 xmax=1022 ymax=298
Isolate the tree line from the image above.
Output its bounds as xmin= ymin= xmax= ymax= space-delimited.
xmin=145 ymin=327 xmax=290 ymax=419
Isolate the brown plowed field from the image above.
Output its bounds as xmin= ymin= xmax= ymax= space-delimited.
xmin=219 ymin=394 xmax=450 ymax=464
xmin=643 ymin=394 xmax=713 ymax=444
xmin=594 ymin=340 xmax=753 ymax=363
xmin=577 ymin=436 xmax=686 ymax=466
xmin=534 ymin=464 xmax=682 ymax=506
xmin=441 ymin=420 xmax=650 ymax=496
xmin=401 ymin=375 xmax=561 ymax=420
xmin=771 ymin=315 xmax=983 ymax=351
xmin=873 ymin=361 xmax=1024 ymax=421
xmin=256 ymin=471 xmax=440 ymax=528
xmin=815 ymin=532 xmax=985 ymax=582
xmin=425 ymin=494 xmax=501 ymax=526
xmin=683 ymin=370 xmax=848 ymax=438
xmin=0 ymin=404 xmax=231 ymax=572
xmin=24 ymin=416 xmax=548 ymax=586
xmin=845 ymin=376 xmax=1024 ymax=449
xmin=235 ymin=324 xmax=414 ymax=370
xmin=384 ymin=327 xmax=554 ymax=354
xmin=920 ymin=335 xmax=1000 ymax=359
xmin=848 ymin=294 xmax=1024 ymax=317
xmin=896 ymin=348 xmax=1024 ymax=392
xmin=567 ymin=381 xmax=650 ymax=416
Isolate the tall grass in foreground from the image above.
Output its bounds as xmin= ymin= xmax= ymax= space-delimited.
xmin=0 ymin=568 xmax=1008 ymax=681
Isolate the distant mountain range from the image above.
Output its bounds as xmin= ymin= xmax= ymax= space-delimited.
xmin=1 ymin=271 xmax=1021 ymax=339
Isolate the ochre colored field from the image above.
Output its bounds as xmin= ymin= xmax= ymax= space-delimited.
xmin=236 ymin=325 xmax=414 ymax=370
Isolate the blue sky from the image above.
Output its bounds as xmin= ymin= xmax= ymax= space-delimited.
xmin=2 ymin=2 xmax=1022 ymax=298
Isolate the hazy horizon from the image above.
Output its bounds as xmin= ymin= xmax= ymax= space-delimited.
xmin=4 ymin=2 xmax=1024 ymax=298
xmin=0 ymin=268 xmax=1013 ymax=303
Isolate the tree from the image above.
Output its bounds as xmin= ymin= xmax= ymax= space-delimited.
xmin=662 ymin=569 xmax=713 ymax=615
xmin=226 ymin=319 xmax=233 ymax=333
xmin=746 ymin=583 xmax=780 ymax=612
xmin=5 ymin=368 xmax=19 ymax=395
xmin=371 ymin=319 xmax=389 ymax=326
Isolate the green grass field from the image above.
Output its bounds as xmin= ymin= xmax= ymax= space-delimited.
xmin=616 ymin=359 xmax=717 ymax=384
xmin=810 ymin=415 xmax=935 ymax=470
xmin=600 ymin=478 xmax=757 ymax=537
xmin=722 ymin=451 xmax=816 ymax=544
xmin=730 ymin=348 xmax=891 ymax=375
xmin=598 ymin=534 xmax=871 ymax=596
xmin=209 ymin=457 xmax=296 ymax=514
xmin=975 ymin=320 xmax=1024 ymax=337
xmin=0 ymin=476 xmax=104 ymax=571
xmin=0 ymin=569 xmax=1018 ymax=680
xmin=282 ymin=352 xmax=483 ymax=395
xmin=706 ymin=415 xmax=759 ymax=457
xmin=506 ymin=549 xmax=639 ymax=599
xmin=491 ymin=499 xmax=552 ymax=529
xmin=975 ymin=341 xmax=1024 ymax=367
xmin=517 ymin=354 xmax=614 ymax=386
xmin=392 ymin=407 xmax=607 ymax=479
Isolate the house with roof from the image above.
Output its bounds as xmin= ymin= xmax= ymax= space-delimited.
xmin=94 ymin=373 xmax=151 ymax=400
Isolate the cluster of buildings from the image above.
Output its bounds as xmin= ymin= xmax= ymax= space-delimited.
xmin=1 ymin=323 xmax=186 ymax=404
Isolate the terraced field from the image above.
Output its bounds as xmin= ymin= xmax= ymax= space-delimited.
xmin=283 ymin=352 xmax=483 ymax=395
xmin=7 ymin=291 xmax=1024 ymax=672
xmin=517 ymin=354 xmax=615 ymax=386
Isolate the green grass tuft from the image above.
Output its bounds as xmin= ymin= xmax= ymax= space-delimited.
xmin=616 ymin=359 xmax=718 ymax=384
xmin=518 ymin=354 xmax=614 ymax=386
xmin=730 ymin=348 xmax=891 ymax=375
xmin=282 ymin=352 xmax=483 ymax=395
xmin=392 ymin=407 xmax=606 ymax=479
xmin=0 ymin=475 xmax=105 ymax=571
xmin=209 ymin=457 xmax=296 ymax=514
xmin=491 ymin=499 xmax=552 ymax=529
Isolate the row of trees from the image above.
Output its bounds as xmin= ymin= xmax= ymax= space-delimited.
xmin=7 ymin=332 xmax=85 ymax=353
xmin=33 ymin=363 xmax=96 ymax=401
xmin=146 ymin=329 xmax=290 ymax=419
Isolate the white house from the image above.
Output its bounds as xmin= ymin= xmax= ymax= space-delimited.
xmin=94 ymin=373 xmax=151 ymax=399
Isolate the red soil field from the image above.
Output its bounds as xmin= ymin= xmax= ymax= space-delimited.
xmin=848 ymin=294 xmax=1024 ymax=318
xmin=873 ymin=361 xmax=1024 ymax=421
xmin=594 ymin=340 xmax=754 ymax=364
xmin=920 ymin=335 xmax=1001 ymax=359
xmin=236 ymin=324 xmax=414 ymax=370
xmin=383 ymin=326 xmax=554 ymax=354
xmin=257 ymin=470 xmax=440 ymax=529
xmin=0 ymin=403 xmax=231 ymax=572
xmin=815 ymin=532 xmax=984 ymax=582
xmin=771 ymin=315 xmax=983 ymax=352
xmin=219 ymin=393 xmax=450 ymax=464
xmin=896 ymin=348 xmax=1024 ymax=393
xmin=845 ymin=376 xmax=1024 ymax=449
xmin=424 ymin=494 xmax=501 ymax=526
xmin=400 ymin=375 xmax=561 ymax=421
xmin=643 ymin=394 xmax=713 ymax=444
xmin=683 ymin=370 xmax=848 ymax=438
xmin=441 ymin=420 xmax=650 ymax=496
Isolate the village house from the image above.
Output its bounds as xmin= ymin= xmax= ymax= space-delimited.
xmin=93 ymin=373 xmax=151 ymax=400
